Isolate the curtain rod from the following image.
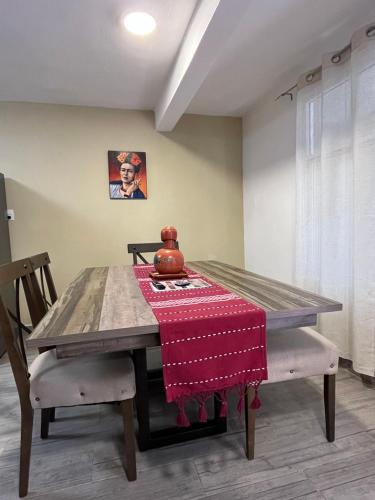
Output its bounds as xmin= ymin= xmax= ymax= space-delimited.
xmin=275 ymin=24 xmax=375 ymax=101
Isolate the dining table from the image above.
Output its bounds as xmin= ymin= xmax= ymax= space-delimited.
xmin=27 ymin=260 xmax=343 ymax=450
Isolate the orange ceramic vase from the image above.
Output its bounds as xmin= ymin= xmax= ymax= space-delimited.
xmin=154 ymin=226 xmax=184 ymax=274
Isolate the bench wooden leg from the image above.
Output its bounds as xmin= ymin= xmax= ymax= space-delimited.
xmin=121 ymin=399 xmax=137 ymax=481
xmin=324 ymin=374 xmax=335 ymax=442
xmin=245 ymin=386 xmax=256 ymax=460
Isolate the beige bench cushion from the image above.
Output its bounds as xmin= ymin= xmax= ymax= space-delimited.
xmin=265 ymin=327 xmax=339 ymax=384
xmin=29 ymin=350 xmax=135 ymax=409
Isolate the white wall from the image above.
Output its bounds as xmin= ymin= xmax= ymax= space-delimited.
xmin=243 ymin=96 xmax=296 ymax=283
xmin=242 ymin=7 xmax=375 ymax=285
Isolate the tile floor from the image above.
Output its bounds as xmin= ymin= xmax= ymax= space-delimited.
xmin=1 ymin=352 xmax=375 ymax=499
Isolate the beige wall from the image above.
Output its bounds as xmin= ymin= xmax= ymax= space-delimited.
xmin=0 ymin=103 xmax=243 ymax=295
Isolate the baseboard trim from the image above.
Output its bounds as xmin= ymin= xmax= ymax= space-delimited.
xmin=339 ymin=357 xmax=375 ymax=386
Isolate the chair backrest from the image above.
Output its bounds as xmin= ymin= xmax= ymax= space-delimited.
xmin=3 ymin=254 xmax=54 ymax=364
xmin=29 ymin=252 xmax=58 ymax=307
xmin=0 ymin=258 xmax=47 ymax=330
xmin=0 ymin=258 xmax=42 ymax=412
xmin=127 ymin=242 xmax=179 ymax=265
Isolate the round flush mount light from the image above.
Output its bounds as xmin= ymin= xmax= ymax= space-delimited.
xmin=123 ymin=12 xmax=156 ymax=36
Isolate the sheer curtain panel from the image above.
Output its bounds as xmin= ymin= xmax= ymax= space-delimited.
xmin=296 ymin=24 xmax=375 ymax=376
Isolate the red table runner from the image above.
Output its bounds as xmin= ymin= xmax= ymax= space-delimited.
xmin=133 ymin=264 xmax=268 ymax=426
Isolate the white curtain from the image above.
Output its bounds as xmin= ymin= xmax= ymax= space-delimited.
xmin=296 ymin=25 xmax=375 ymax=376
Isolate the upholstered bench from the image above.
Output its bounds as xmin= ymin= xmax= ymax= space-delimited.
xmin=245 ymin=327 xmax=339 ymax=459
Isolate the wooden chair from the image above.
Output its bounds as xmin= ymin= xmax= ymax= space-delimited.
xmin=127 ymin=241 xmax=179 ymax=265
xmin=245 ymin=327 xmax=339 ymax=460
xmin=0 ymin=258 xmax=137 ymax=497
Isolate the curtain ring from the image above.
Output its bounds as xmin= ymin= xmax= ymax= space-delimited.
xmin=367 ymin=26 xmax=375 ymax=38
xmin=331 ymin=54 xmax=341 ymax=64
xmin=306 ymin=73 xmax=314 ymax=82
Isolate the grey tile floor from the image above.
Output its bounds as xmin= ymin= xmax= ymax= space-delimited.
xmin=1 ymin=352 xmax=375 ymax=499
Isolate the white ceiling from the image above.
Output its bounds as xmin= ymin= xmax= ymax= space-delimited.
xmin=0 ymin=0 xmax=197 ymax=110
xmin=1 ymin=0 xmax=375 ymax=122
xmin=188 ymin=0 xmax=375 ymax=116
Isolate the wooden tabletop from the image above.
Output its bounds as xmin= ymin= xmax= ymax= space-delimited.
xmin=27 ymin=261 xmax=342 ymax=358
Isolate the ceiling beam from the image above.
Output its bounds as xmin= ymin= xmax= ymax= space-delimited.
xmin=154 ymin=0 xmax=246 ymax=132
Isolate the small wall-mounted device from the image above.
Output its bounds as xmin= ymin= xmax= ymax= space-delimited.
xmin=7 ymin=209 xmax=15 ymax=220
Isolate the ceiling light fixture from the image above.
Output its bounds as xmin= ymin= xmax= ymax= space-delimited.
xmin=123 ymin=12 xmax=156 ymax=36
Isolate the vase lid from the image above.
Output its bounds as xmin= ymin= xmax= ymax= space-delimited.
xmin=161 ymin=226 xmax=177 ymax=241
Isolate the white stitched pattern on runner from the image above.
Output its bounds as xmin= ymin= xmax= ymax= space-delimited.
xmin=163 ymin=345 xmax=264 ymax=367
xmin=165 ymin=366 xmax=266 ymax=387
xmin=160 ymin=308 xmax=258 ymax=322
xmin=161 ymin=325 xmax=264 ymax=345
xmin=158 ymin=303 xmax=250 ymax=315
xmin=149 ymin=293 xmax=239 ymax=308
xmin=144 ymin=289 xmax=223 ymax=300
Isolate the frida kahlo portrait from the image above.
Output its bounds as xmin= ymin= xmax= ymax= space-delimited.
xmin=108 ymin=151 xmax=147 ymax=199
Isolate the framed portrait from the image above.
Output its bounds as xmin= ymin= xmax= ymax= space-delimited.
xmin=108 ymin=151 xmax=147 ymax=199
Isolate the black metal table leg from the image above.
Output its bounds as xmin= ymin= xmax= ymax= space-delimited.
xmin=133 ymin=348 xmax=227 ymax=451
xmin=133 ymin=348 xmax=151 ymax=451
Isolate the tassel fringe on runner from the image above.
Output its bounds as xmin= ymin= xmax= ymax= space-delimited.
xmin=176 ymin=383 xmax=262 ymax=427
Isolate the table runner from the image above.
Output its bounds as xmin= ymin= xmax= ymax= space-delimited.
xmin=133 ymin=264 xmax=268 ymax=426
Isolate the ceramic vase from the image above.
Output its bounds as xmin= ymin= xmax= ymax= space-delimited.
xmin=154 ymin=226 xmax=184 ymax=274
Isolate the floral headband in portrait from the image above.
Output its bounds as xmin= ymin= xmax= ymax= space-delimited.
xmin=117 ymin=152 xmax=142 ymax=167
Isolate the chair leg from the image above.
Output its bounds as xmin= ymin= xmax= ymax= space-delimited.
xmin=121 ymin=399 xmax=137 ymax=481
xmin=324 ymin=374 xmax=335 ymax=442
xmin=245 ymin=386 xmax=256 ymax=460
xmin=40 ymin=408 xmax=51 ymax=439
xmin=19 ymin=408 xmax=34 ymax=497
